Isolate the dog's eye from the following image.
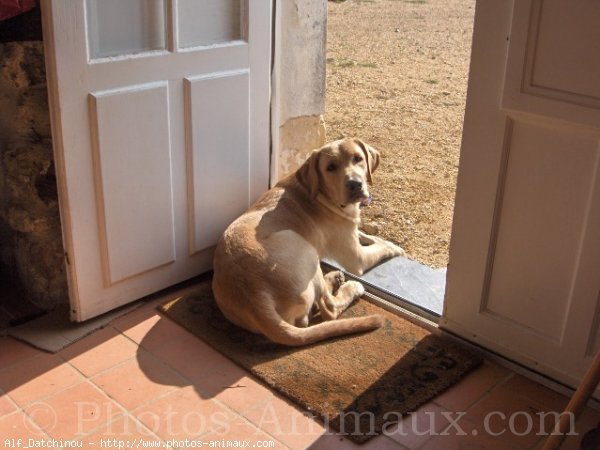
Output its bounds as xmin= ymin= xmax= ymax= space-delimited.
xmin=326 ymin=163 xmax=337 ymax=172
xmin=353 ymin=155 xmax=363 ymax=164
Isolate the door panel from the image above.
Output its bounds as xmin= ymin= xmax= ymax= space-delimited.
xmin=529 ymin=3 xmax=600 ymax=101
xmin=89 ymin=83 xmax=176 ymax=285
xmin=177 ymin=0 xmax=244 ymax=48
xmin=484 ymin=121 xmax=598 ymax=340
xmin=42 ymin=0 xmax=271 ymax=320
xmin=502 ymin=0 xmax=600 ymax=125
xmin=85 ymin=0 xmax=166 ymax=59
xmin=443 ymin=0 xmax=600 ymax=394
xmin=186 ymin=71 xmax=250 ymax=254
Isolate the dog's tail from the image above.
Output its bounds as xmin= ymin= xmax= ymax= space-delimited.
xmin=257 ymin=300 xmax=384 ymax=347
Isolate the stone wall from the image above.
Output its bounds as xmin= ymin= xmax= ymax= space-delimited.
xmin=0 ymin=41 xmax=68 ymax=310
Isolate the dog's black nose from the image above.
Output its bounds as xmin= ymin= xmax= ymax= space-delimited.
xmin=346 ymin=179 xmax=363 ymax=194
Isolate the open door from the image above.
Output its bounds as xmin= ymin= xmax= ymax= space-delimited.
xmin=442 ymin=0 xmax=600 ymax=394
xmin=42 ymin=0 xmax=271 ymax=321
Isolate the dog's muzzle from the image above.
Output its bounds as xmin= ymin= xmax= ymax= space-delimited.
xmin=346 ymin=179 xmax=368 ymax=203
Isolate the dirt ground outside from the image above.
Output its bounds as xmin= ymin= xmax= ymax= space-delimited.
xmin=325 ymin=0 xmax=476 ymax=269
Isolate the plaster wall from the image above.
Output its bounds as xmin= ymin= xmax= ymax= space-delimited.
xmin=273 ymin=0 xmax=328 ymax=180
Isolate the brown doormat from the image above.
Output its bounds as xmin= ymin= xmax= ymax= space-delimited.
xmin=159 ymin=281 xmax=481 ymax=443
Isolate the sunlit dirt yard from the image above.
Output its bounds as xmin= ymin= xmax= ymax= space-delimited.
xmin=325 ymin=0 xmax=475 ymax=268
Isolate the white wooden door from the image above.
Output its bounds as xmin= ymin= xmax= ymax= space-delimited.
xmin=442 ymin=0 xmax=600 ymax=394
xmin=42 ymin=0 xmax=271 ymax=321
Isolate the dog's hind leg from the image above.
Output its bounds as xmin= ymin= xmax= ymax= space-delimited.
xmin=317 ymin=278 xmax=365 ymax=321
xmin=323 ymin=270 xmax=345 ymax=295
xmin=334 ymin=280 xmax=365 ymax=315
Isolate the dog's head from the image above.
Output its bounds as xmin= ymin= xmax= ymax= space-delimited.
xmin=297 ymin=138 xmax=381 ymax=206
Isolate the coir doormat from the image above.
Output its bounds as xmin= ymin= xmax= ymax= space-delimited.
xmin=159 ymin=281 xmax=481 ymax=443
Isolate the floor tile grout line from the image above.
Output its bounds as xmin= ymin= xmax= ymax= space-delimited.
xmin=75 ymin=410 xmax=169 ymax=446
xmin=235 ymin=415 xmax=295 ymax=450
xmin=57 ymin=340 xmax=141 ymax=381
xmin=87 ymin=371 xmax=181 ymax=414
xmin=53 ymin=348 xmax=183 ymax=440
xmin=241 ymin=393 xmax=332 ymax=436
xmin=113 ymin=312 xmax=203 ymax=354
xmin=60 ymin=319 xmax=257 ymax=429
xmin=386 ymin=409 xmax=443 ymax=450
xmin=381 ymin=434 xmax=412 ymax=450
xmin=0 ymin=342 xmax=49 ymax=372
xmin=111 ymin=310 xmax=161 ymax=335
xmin=62 ymin=358 xmax=176 ymax=445
xmin=0 ymin=346 xmax=498 ymax=450
xmin=109 ymin=319 xmax=313 ymax=448
xmin=0 ymin=378 xmax=78 ymax=444
xmin=458 ymin=370 xmax=516 ymax=414
xmin=0 ymin=387 xmax=20 ymax=415
xmin=0 ymin=357 xmax=89 ymax=412
xmin=3 ymin=309 xmax=587 ymax=450
xmin=188 ymin=411 xmax=295 ymax=450
xmin=4 ymin=377 xmax=131 ymax=443
xmin=242 ymin=395 xmax=283 ymax=418
xmin=238 ymin=392 xmax=414 ymax=450
xmin=0 ymin=359 xmax=424 ymax=450
xmin=68 ymin=370 xmax=174 ymax=442
xmin=110 ymin=319 xmax=282 ymax=418
xmin=16 ymin=408 xmax=57 ymax=443
xmin=109 ymin=312 xmax=405 ymax=448
xmin=120 ymin=383 xmax=292 ymax=450
xmin=60 ymin=337 xmax=191 ymax=389
xmin=56 ymin=318 xmax=296 ymax=432
xmin=64 ymin=328 xmax=271 ymax=442
xmin=125 ymin=381 xmax=253 ymax=435
xmin=7 ymin=312 xmax=526 ymax=450
xmin=238 ymin=395 xmax=307 ymax=442
xmin=4 ymin=359 xmax=337 ymax=450
xmin=110 ymin=298 xmax=178 ymax=331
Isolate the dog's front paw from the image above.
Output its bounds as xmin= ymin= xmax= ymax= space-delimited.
xmin=386 ymin=241 xmax=406 ymax=258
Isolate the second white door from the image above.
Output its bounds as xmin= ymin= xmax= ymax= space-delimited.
xmin=443 ymin=0 xmax=600 ymax=395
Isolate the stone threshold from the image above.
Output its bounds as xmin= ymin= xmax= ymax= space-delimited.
xmin=323 ymin=256 xmax=446 ymax=319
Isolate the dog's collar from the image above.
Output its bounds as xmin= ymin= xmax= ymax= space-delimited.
xmin=316 ymin=193 xmax=361 ymax=224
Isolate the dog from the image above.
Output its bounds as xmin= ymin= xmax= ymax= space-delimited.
xmin=212 ymin=138 xmax=405 ymax=346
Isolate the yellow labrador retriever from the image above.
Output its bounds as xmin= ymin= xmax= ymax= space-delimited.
xmin=212 ymin=138 xmax=405 ymax=346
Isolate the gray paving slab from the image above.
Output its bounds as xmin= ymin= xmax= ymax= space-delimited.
xmin=324 ymin=256 xmax=446 ymax=316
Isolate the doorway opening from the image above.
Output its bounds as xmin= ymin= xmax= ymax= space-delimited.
xmin=324 ymin=0 xmax=476 ymax=318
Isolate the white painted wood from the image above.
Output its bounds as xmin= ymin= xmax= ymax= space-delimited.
xmin=86 ymin=0 xmax=166 ymax=59
xmin=483 ymin=123 xmax=597 ymax=341
xmin=42 ymin=0 xmax=271 ymax=320
xmin=185 ymin=71 xmax=250 ymax=253
xmin=443 ymin=0 xmax=600 ymax=396
xmin=89 ymin=83 xmax=176 ymax=284
xmin=177 ymin=0 xmax=243 ymax=49
xmin=502 ymin=0 xmax=600 ymax=128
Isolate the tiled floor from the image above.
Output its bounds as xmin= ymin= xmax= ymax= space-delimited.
xmin=1 ymin=292 xmax=599 ymax=450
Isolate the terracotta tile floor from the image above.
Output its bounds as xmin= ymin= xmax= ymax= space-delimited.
xmin=1 ymin=294 xmax=599 ymax=450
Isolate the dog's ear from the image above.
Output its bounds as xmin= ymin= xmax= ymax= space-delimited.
xmin=296 ymin=150 xmax=321 ymax=199
xmin=355 ymin=139 xmax=380 ymax=184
